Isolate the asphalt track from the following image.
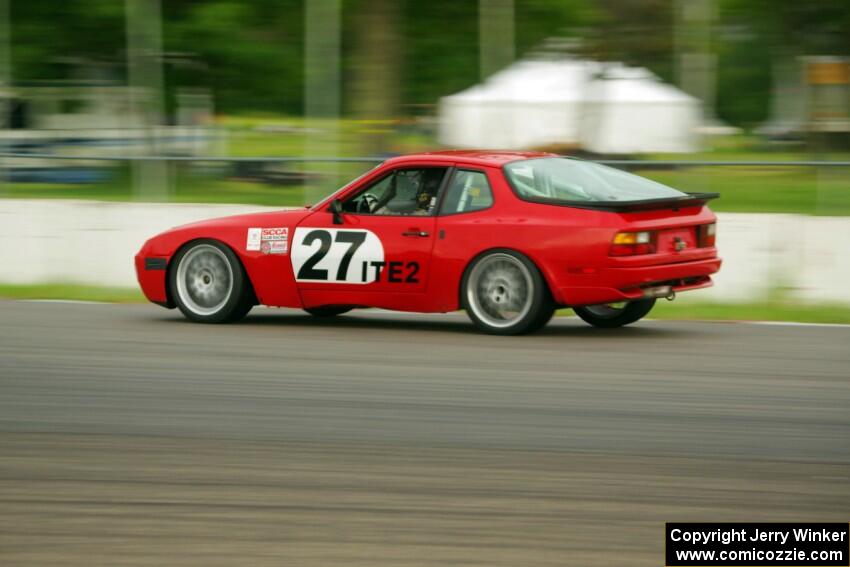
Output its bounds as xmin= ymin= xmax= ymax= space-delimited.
xmin=1 ymin=300 xmax=849 ymax=565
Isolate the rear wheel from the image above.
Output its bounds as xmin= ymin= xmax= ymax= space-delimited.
xmin=304 ymin=306 xmax=354 ymax=317
xmin=573 ymin=299 xmax=656 ymax=328
xmin=170 ymin=240 xmax=254 ymax=323
xmin=461 ymin=250 xmax=554 ymax=335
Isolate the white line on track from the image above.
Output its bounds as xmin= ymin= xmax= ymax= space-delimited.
xmin=12 ymin=300 xmax=850 ymax=327
xmin=746 ymin=320 xmax=850 ymax=328
xmin=644 ymin=318 xmax=850 ymax=328
xmin=20 ymin=299 xmax=111 ymax=305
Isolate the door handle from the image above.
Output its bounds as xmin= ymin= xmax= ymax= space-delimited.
xmin=402 ymin=230 xmax=429 ymax=237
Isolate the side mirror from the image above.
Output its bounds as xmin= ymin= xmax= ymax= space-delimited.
xmin=329 ymin=199 xmax=344 ymax=225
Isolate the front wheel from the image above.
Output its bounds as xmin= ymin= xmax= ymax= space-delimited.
xmin=461 ymin=250 xmax=554 ymax=335
xmin=170 ymin=240 xmax=254 ymax=323
xmin=573 ymin=299 xmax=656 ymax=328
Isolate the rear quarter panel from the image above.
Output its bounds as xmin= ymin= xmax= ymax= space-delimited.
xmin=431 ymin=164 xmax=717 ymax=310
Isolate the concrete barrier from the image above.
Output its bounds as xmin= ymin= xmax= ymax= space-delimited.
xmin=0 ymin=199 xmax=266 ymax=288
xmin=0 ymin=199 xmax=847 ymax=304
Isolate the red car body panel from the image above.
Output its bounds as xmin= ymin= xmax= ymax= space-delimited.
xmin=135 ymin=151 xmax=721 ymax=312
xmin=136 ymin=209 xmax=311 ymax=308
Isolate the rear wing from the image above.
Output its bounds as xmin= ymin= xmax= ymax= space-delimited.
xmin=528 ymin=192 xmax=720 ymax=213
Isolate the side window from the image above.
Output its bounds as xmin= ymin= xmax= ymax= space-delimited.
xmin=439 ymin=170 xmax=494 ymax=214
xmin=343 ymin=167 xmax=448 ymax=216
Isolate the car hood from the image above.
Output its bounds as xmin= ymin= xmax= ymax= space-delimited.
xmin=167 ymin=207 xmax=313 ymax=233
xmin=138 ymin=207 xmax=317 ymax=259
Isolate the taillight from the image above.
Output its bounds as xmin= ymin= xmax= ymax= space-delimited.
xmin=698 ymin=223 xmax=716 ymax=247
xmin=609 ymin=231 xmax=656 ymax=256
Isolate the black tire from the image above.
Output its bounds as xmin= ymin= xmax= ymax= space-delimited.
xmin=304 ymin=306 xmax=354 ymax=317
xmin=169 ymin=239 xmax=254 ymax=324
xmin=461 ymin=249 xmax=555 ymax=335
xmin=573 ymin=298 xmax=656 ymax=328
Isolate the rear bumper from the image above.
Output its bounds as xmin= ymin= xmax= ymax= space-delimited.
xmin=557 ymin=257 xmax=722 ymax=306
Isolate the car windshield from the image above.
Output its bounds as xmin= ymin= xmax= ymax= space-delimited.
xmin=316 ymin=161 xmax=384 ymax=208
xmin=503 ymin=158 xmax=687 ymax=204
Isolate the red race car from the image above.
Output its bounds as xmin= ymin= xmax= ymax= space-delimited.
xmin=136 ymin=151 xmax=720 ymax=334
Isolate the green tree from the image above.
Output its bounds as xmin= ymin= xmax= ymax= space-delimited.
xmin=717 ymin=0 xmax=850 ymax=128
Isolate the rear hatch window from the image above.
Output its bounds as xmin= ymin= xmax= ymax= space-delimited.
xmin=503 ymin=157 xmax=687 ymax=206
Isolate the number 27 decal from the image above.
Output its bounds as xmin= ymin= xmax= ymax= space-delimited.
xmin=291 ymin=228 xmax=419 ymax=284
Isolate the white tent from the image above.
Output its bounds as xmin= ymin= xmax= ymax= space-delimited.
xmin=438 ymin=59 xmax=701 ymax=154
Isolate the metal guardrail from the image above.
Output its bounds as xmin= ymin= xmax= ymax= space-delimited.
xmin=1 ymin=153 xmax=850 ymax=167
xmin=0 ymin=153 xmax=384 ymax=163
xmin=596 ymin=160 xmax=850 ymax=167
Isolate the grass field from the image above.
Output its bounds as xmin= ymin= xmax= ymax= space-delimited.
xmin=4 ymin=160 xmax=849 ymax=214
xmin=2 ymin=283 xmax=848 ymax=324
xmin=0 ymin=284 xmax=146 ymax=303
xmin=637 ymin=164 xmax=850 ymax=215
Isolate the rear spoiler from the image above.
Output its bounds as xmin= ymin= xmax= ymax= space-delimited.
xmin=527 ymin=192 xmax=720 ymax=212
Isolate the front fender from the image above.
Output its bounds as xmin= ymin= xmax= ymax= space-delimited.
xmin=135 ymin=212 xmax=308 ymax=309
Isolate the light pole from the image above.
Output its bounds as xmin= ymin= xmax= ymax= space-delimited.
xmin=304 ymin=0 xmax=341 ymax=206
xmin=125 ymin=0 xmax=168 ymax=201
xmin=479 ymin=0 xmax=515 ymax=81
xmin=0 ymin=0 xmax=10 ymax=193
xmin=478 ymin=0 xmax=515 ymax=147
xmin=675 ymin=0 xmax=717 ymax=125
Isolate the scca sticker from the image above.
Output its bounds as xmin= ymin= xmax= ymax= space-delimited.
xmin=291 ymin=228 xmax=418 ymax=284
xmin=246 ymin=228 xmax=262 ymax=251
xmin=247 ymin=227 xmax=289 ymax=254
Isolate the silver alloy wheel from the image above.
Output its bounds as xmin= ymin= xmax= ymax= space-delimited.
xmin=175 ymin=244 xmax=234 ymax=316
xmin=582 ymin=302 xmax=627 ymax=319
xmin=466 ymin=253 xmax=534 ymax=329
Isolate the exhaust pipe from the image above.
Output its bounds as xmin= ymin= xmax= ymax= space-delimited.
xmin=666 ymin=290 xmax=676 ymax=301
xmin=642 ymin=285 xmax=673 ymax=299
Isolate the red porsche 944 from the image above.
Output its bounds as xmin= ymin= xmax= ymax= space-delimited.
xmin=135 ymin=151 xmax=721 ymax=334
